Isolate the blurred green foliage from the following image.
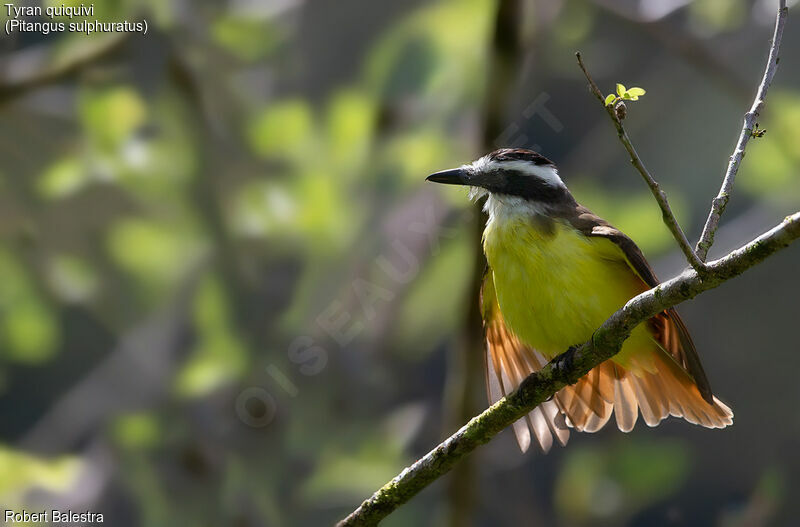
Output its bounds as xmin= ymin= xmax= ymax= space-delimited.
xmin=0 ymin=249 xmax=58 ymax=363
xmin=689 ymin=0 xmax=747 ymax=34
xmin=741 ymin=91 xmax=800 ymax=201
xmin=0 ymin=0 xmax=798 ymax=525
xmin=0 ymin=445 xmax=81 ymax=504
xmin=391 ymin=232 xmax=471 ymax=358
xmin=175 ymin=274 xmax=247 ymax=397
xmin=212 ymin=16 xmax=282 ymax=62
xmin=555 ymin=439 xmax=690 ymax=524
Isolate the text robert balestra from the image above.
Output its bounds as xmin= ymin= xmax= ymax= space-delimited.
xmin=4 ymin=509 xmax=104 ymax=523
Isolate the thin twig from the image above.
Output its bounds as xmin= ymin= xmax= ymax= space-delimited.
xmin=337 ymin=212 xmax=800 ymax=527
xmin=695 ymin=1 xmax=788 ymax=261
xmin=575 ymin=52 xmax=708 ymax=274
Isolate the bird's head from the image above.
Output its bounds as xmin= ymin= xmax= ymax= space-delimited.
xmin=426 ymin=148 xmax=572 ymax=206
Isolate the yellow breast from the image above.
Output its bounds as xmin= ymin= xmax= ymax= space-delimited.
xmin=483 ymin=212 xmax=651 ymax=364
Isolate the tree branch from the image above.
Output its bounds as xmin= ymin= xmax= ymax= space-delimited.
xmin=338 ymin=211 xmax=800 ymax=527
xmin=0 ymin=34 xmax=128 ymax=107
xmin=575 ymin=51 xmax=706 ymax=275
xmin=575 ymin=51 xmax=708 ymax=275
xmin=695 ymin=1 xmax=788 ymax=261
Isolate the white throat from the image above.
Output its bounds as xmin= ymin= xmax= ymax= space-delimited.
xmin=483 ymin=194 xmax=549 ymax=226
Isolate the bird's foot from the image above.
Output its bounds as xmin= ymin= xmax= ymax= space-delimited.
xmin=554 ymin=345 xmax=580 ymax=375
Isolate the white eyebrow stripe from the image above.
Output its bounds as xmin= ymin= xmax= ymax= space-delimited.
xmin=470 ymin=157 xmax=566 ymax=188
xmin=467 ymin=155 xmax=494 ymax=173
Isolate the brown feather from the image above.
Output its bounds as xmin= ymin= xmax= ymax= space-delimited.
xmin=612 ymin=364 xmax=639 ymax=432
xmin=555 ymin=361 xmax=615 ymax=432
xmin=630 ymin=374 xmax=665 ymax=427
xmin=582 ymin=401 xmax=614 ymax=433
xmin=541 ymin=400 xmax=570 ymax=447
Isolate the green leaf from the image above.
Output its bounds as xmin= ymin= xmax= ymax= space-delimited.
xmin=627 ymin=87 xmax=646 ymax=97
xmin=325 ymin=89 xmax=376 ymax=172
xmin=176 ymin=275 xmax=247 ymax=398
xmin=2 ymin=299 xmax=58 ymax=363
xmin=247 ymin=99 xmax=314 ymax=160
xmin=211 ymin=15 xmax=281 ymax=62
xmin=37 ymin=157 xmax=88 ymax=199
xmin=79 ymin=86 xmax=147 ymax=151
xmin=616 ymin=83 xmax=626 ymax=96
xmin=0 ymin=446 xmax=81 ymax=496
xmin=622 ymin=92 xmax=632 ymax=100
xmin=604 ymin=94 xmax=616 ymax=106
xmin=112 ymin=413 xmax=160 ymax=449
xmin=106 ymin=217 xmax=202 ymax=303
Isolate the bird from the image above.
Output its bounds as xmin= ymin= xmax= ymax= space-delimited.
xmin=426 ymin=148 xmax=732 ymax=453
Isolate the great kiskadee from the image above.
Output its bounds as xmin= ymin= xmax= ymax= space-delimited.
xmin=427 ymin=148 xmax=732 ymax=453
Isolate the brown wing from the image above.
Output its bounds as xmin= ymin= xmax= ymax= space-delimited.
xmin=564 ymin=205 xmax=714 ymax=404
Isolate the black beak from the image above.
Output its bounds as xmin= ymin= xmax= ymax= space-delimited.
xmin=426 ymin=168 xmax=470 ymax=186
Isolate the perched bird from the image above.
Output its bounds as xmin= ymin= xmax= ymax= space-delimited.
xmin=427 ymin=148 xmax=732 ymax=453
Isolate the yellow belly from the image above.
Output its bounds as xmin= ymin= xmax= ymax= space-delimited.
xmin=483 ymin=216 xmax=653 ymax=367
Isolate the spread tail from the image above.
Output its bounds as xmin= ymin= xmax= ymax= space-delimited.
xmin=485 ymin=335 xmax=733 ymax=453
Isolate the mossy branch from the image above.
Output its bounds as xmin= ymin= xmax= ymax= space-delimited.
xmin=338 ymin=212 xmax=800 ymax=527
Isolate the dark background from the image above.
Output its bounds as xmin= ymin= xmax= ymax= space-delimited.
xmin=1 ymin=0 xmax=799 ymax=526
